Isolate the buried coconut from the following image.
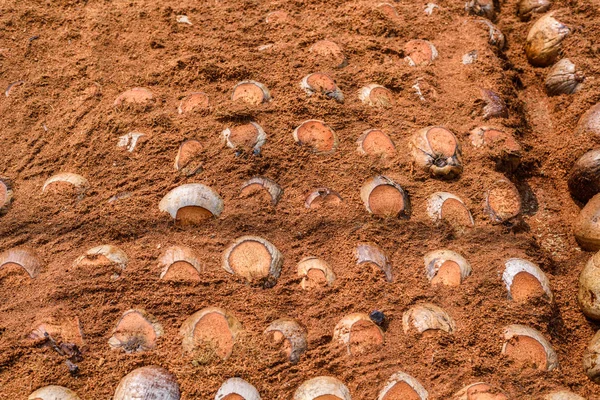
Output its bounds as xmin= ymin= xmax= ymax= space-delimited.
xmin=470 ymin=127 xmax=522 ymax=172
xmin=174 ymin=139 xmax=203 ymax=176
xmin=543 ymin=391 xmax=587 ymax=400
xmin=501 ymin=324 xmax=558 ymax=371
xmin=42 ymin=173 xmax=89 ymax=199
xmin=178 ymin=91 xmax=209 ymax=114
xmin=545 ymin=58 xmax=584 ymax=96
xmin=0 ymin=247 xmax=43 ymax=279
xmin=356 ymin=129 xmax=396 ymax=157
xmin=297 ymin=257 xmax=336 ymax=290
xmin=28 ymin=385 xmax=81 ymax=400
xmin=113 ymin=366 xmax=180 ymax=400
xmin=576 ymin=103 xmax=600 ymax=139
xmin=222 ymin=122 xmax=267 ymax=155
xmin=577 ymin=250 xmax=600 ymax=320
xmin=423 ymin=249 xmax=472 ymax=287
xmin=502 ymin=258 xmax=553 ymax=303
xmin=222 ymin=236 xmax=283 ymax=287
xmin=360 ymin=176 xmax=411 ymax=218
xmin=264 ymin=318 xmax=308 ymax=363
xmin=525 ymin=12 xmax=569 ymax=67
xmin=378 ymin=371 xmax=429 ymax=400
xmin=358 ymin=84 xmax=394 ymax=108
xmin=355 ymin=243 xmax=393 ymax=282
xmin=300 ymin=72 xmax=344 ymax=103
xmin=409 ymin=126 xmax=463 ymax=179
xmin=293 ymin=120 xmax=339 ymax=154
xmin=0 ymin=177 xmax=13 ymax=215
xmin=573 ymin=193 xmax=600 ymax=251
xmin=333 ymin=313 xmax=384 ymax=355
xmin=293 ymin=376 xmax=351 ymax=400
xmin=568 ymin=149 xmax=600 ymax=203
xmin=159 ymin=183 xmax=224 ymax=225
xmin=427 ymin=192 xmax=474 ymax=228
xmin=583 ymin=330 xmax=600 ymax=384
xmin=215 ymin=378 xmax=261 ymax=400
xmin=484 ymin=179 xmax=522 ymax=224
xmin=309 ymin=40 xmax=347 ymax=68
xmin=240 ymin=177 xmax=283 ymax=206
xmin=403 ymin=303 xmax=456 ymax=335
xmin=404 ymin=39 xmax=438 ymax=67
xmin=231 ymin=81 xmax=271 ymax=105
xmin=113 ymin=87 xmax=153 ymax=106
xmin=29 ymin=314 xmax=84 ymax=347
xmin=453 ymin=382 xmax=508 ymax=400
xmin=108 ymin=309 xmax=163 ymax=353
xmin=74 ymin=245 xmax=128 ymax=271
xmin=158 ymin=245 xmax=203 ymax=281
xmin=180 ymin=307 xmax=243 ymax=361
xmin=518 ymin=0 xmax=551 ymax=21
xmin=305 ymin=187 xmax=343 ymax=209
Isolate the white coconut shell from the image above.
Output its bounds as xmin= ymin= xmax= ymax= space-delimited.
xmin=231 ymin=80 xmax=271 ymax=103
xmin=453 ymin=382 xmax=507 ymax=399
xmin=300 ymin=73 xmax=344 ymax=103
xmin=240 ymin=177 xmax=283 ymax=206
xmin=544 ymin=391 xmax=586 ymax=400
xmin=355 ymin=243 xmax=393 ymax=282
xmin=503 ymin=258 xmax=553 ymax=301
xmin=297 ymin=257 xmax=336 ymax=289
xmin=29 ymin=385 xmax=81 ymax=400
xmin=333 ymin=313 xmax=384 ymax=355
xmin=423 ymin=249 xmax=472 ymax=283
xmin=427 ymin=192 xmax=474 ymax=226
xmin=74 ymin=245 xmax=128 ymax=269
xmin=159 ymin=183 xmax=224 ymax=219
xmin=378 ymin=371 xmax=428 ymax=400
xmin=222 ymin=122 xmax=267 ymax=153
xmin=264 ymin=318 xmax=308 ymax=363
xmin=402 ymin=303 xmax=456 ymax=334
xmin=292 ymin=120 xmax=339 ymax=154
xmin=360 ymin=175 xmax=411 ymax=218
xmin=0 ymin=247 xmax=43 ymax=278
xmin=113 ymin=365 xmax=180 ymax=400
xmin=358 ymin=84 xmax=393 ymax=107
xmin=158 ymin=245 xmax=203 ymax=279
xmin=42 ymin=173 xmax=89 ymax=194
xmin=409 ymin=127 xmax=463 ymax=178
xmin=293 ymin=376 xmax=352 ymax=400
xmin=305 ymin=188 xmax=343 ymax=208
xmin=215 ymin=377 xmax=261 ymax=400
xmin=502 ymin=324 xmax=558 ymax=371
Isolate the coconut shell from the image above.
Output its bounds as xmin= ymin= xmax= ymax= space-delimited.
xmin=573 ymin=193 xmax=600 ymax=251
xmin=568 ymin=149 xmax=600 ymax=203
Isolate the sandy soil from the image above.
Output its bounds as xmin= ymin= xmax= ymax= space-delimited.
xmin=1 ymin=0 xmax=599 ymax=398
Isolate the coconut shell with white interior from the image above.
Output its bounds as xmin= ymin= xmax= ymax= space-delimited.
xmin=28 ymin=385 xmax=81 ymax=400
xmin=42 ymin=173 xmax=89 ymax=198
xmin=178 ymin=92 xmax=209 ymax=114
xmin=264 ymin=318 xmax=308 ymax=363
xmin=501 ymin=324 xmax=558 ymax=371
xmin=174 ymin=139 xmax=203 ymax=176
xmin=300 ymin=73 xmax=344 ymax=103
xmin=293 ymin=376 xmax=352 ymax=400
xmin=403 ymin=303 xmax=456 ymax=334
xmin=503 ymin=258 xmax=552 ymax=302
xmin=424 ymin=250 xmax=472 ymax=287
xmin=305 ymin=188 xmax=343 ymax=209
xmin=180 ymin=307 xmax=243 ymax=360
xmin=453 ymin=382 xmax=508 ymax=400
xmin=297 ymin=257 xmax=336 ymax=290
xmin=378 ymin=371 xmax=429 ymax=400
xmin=484 ymin=179 xmax=522 ymax=223
xmin=74 ymin=245 xmax=128 ymax=270
xmin=215 ymin=377 xmax=261 ymax=400
xmin=0 ymin=247 xmax=43 ymax=279
xmin=113 ymin=365 xmax=180 ymax=400
xmin=470 ymin=127 xmax=522 ymax=171
xmin=29 ymin=315 xmax=84 ymax=346
xmin=333 ymin=313 xmax=384 ymax=355
xmin=222 ymin=122 xmax=267 ymax=154
xmin=158 ymin=245 xmax=203 ymax=281
xmin=0 ymin=177 xmax=13 ymax=215
xmin=222 ymin=236 xmax=283 ymax=286
xmin=360 ymin=176 xmax=411 ymax=219
xmin=240 ymin=177 xmax=283 ymax=206
xmin=159 ymin=183 xmax=224 ymax=225
xmin=427 ymin=192 xmax=474 ymax=228
xmin=355 ymin=243 xmax=393 ymax=282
